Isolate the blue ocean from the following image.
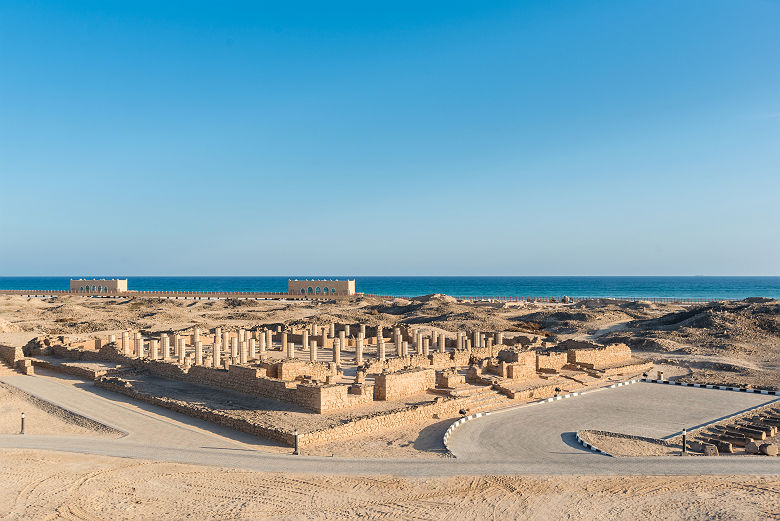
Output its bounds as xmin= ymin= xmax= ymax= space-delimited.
xmin=0 ymin=276 xmax=779 ymax=300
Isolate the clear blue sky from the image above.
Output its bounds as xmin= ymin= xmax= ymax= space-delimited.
xmin=1 ymin=1 xmax=778 ymax=276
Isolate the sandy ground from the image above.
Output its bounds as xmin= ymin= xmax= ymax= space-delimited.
xmin=0 ymin=382 xmax=119 ymax=438
xmin=0 ymin=449 xmax=777 ymax=521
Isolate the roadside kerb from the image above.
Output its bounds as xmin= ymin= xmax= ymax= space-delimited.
xmin=641 ymin=379 xmax=779 ymax=396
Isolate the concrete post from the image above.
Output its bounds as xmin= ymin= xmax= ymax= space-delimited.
xmin=310 ymin=339 xmax=318 ymax=362
xmin=287 ymin=341 xmax=295 ymax=359
xmin=213 ymin=341 xmax=221 ymax=368
xmin=196 ymin=341 xmax=203 ymax=365
xmin=249 ymin=338 xmax=256 ymax=359
xmin=438 ymin=333 xmax=446 ymax=353
xmin=356 ymin=333 xmax=364 ymax=364
xmin=150 ymin=339 xmax=159 ymax=360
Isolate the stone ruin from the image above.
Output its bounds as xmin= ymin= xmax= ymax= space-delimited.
xmin=25 ymin=324 xmax=648 ymax=416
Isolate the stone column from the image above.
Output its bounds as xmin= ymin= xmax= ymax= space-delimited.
xmin=376 ymin=325 xmax=383 ymax=345
xmin=213 ymin=341 xmax=221 ymax=368
xmin=473 ymin=330 xmax=480 ymax=349
xmin=137 ymin=339 xmax=145 ymax=358
xmin=162 ymin=334 xmax=170 ymax=360
xmin=122 ymin=332 xmax=130 ymax=356
xmin=438 ymin=333 xmax=446 ymax=353
xmin=266 ymin=329 xmax=273 ymax=352
xmin=240 ymin=341 xmax=248 ymax=364
xmin=249 ymin=338 xmax=257 ymax=359
xmin=194 ymin=327 xmax=200 ymax=346
xmin=281 ymin=332 xmax=288 ymax=353
xmin=302 ymin=330 xmax=309 ymax=352
xmin=309 ymin=339 xmax=318 ymax=362
xmin=215 ymin=327 xmax=222 ymax=342
xmin=239 ymin=329 xmax=245 ymax=343
xmin=457 ymin=332 xmax=464 ymax=350
xmin=378 ymin=336 xmax=386 ymax=361
xmin=496 ymin=332 xmax=504 ymax=346
xmin=329 ymin=323 xmax=335 ymax=338
xmin=222 ymin=331 xmax=230 ymax=353
xmin=196 ymin=341 xmax=203 ymax=365
xmin=344 ymin=325 xmax=350 ymax=337
xmin=287 ymin=341 xmax=295 ymax=359
xmin=230 ymin=337 xmax=238 ymax=358
xmin=356 ymin=333 xmax=364 ymax=364
xmin=360 ymin=324 xmax=366 ymax=337
xmin=178 ymin=338 xmax=185 ymax=363
xmin=333 ymin=337 xmax=341 ymax=366
xmin=109 ymin=334 xmax=116 ymax=343
xmin=338 ymin=331 xmax=345 ymax=353
xmin=402 ymin=341 xmax=409 ymax=357
xmin=480 ymin=333 xmax=486 ymax=350
xmin=150 ymin=339 xmax=159 ymax=360
xmin=259 ymin=332 xmax=266 ymax=356
xmin=466 ymin=338 xmax=472 ymax=351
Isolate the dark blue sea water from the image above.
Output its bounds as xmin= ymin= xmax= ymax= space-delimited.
xmin=0 ymin=277 xmax=779 ymax=299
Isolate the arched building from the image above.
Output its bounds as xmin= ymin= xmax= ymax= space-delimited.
xmin=70 ymin=278 xmax=128 ymax=294
xmin=288 ymin=279 xmax=356 ymax=296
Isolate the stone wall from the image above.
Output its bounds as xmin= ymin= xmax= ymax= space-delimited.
xmin=567 ymin=343 xmax=632 ymax=368
xmin=0 ymin=344 xmax=23 ymax=365
xmin=536 ymin=351 xmax=569 ymax=373
xmin=374 ymin=368 xmax=436 ymax=401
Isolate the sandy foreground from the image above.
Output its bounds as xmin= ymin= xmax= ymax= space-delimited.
xmin=0 ymin=449 xmax=776 ymax=521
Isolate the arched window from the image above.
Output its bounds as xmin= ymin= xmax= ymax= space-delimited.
xmin=332 ymin=288 xmax=337 ymax=294
xmin=323 ymin=287 xmax=329 ymax=294
xmin=315 ymin=287 xmax=321 ymax=294
xmin=80 ymin=286 xmax=84 ymax=292
xmin=104 ymin=286 xmax=109 ymax=292
xmin=300 ymin=288 xmax=305 ymax=294
xmin=307 ymin=287 xmax=313 ymax=294
xmin=97 ymin=285 xmax=102 ymax=292
xmin=92 ymin=285 xmax=96 ymax=292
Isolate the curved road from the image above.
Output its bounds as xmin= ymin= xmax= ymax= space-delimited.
xmin=1 ymin=373 xmax=778 ymax=476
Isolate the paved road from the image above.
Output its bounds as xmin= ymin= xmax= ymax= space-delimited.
xmin=448 ymin=382 xmax=778 ymax=461
xmin=1 ymin=374 xmax=778 ymax=476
